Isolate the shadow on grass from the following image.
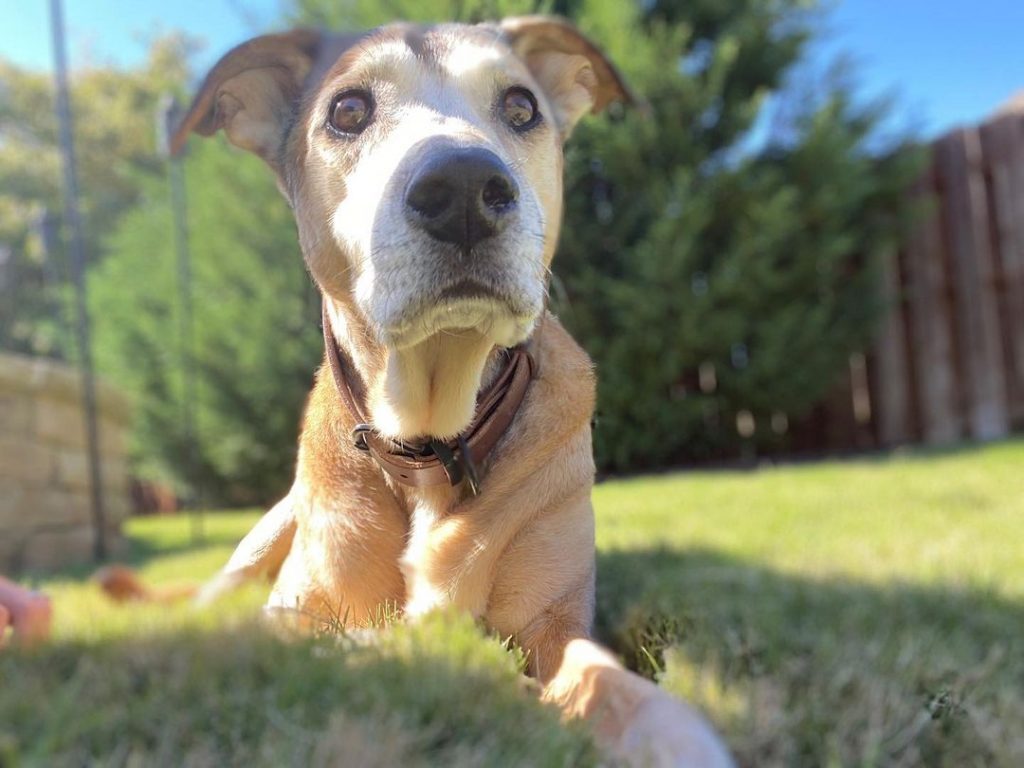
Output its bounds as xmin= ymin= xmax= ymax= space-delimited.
xmin=595 ymin=547 xmax=1023 ymax=767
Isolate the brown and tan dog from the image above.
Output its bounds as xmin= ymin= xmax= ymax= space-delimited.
xmin=171 ymin=17 xmax=732 ymax=767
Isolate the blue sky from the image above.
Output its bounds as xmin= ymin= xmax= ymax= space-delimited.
xmin=2 ymin=0 xmax=1022 ymax=139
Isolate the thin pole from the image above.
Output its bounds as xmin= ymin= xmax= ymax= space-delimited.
xmin=157 ymin=95 xmax=202 ymax=543
xmin=171 ymin=149 xmax=202 ymax=543
xmin=32 ymin=208 xmax=70 ymax=356
xmin=49 ymin=0 xmax=107 ymax=559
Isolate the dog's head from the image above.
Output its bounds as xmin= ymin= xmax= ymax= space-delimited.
xmin=175 ymin=17 xmax=631 ymax=351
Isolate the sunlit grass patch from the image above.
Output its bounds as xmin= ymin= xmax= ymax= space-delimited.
xmin=593 ymin=440 xmax=1024 ymax=766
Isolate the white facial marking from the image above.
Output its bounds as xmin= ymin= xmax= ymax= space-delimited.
xmin=443 ymin=40 xmax=503 ymax=77
xmin=363 ymin=40 xmax=417 ymax=70
xmin=402 ymin=500 xmax=447 ymax=616
xmin=326 ymin=54 xmax=548 ymax=348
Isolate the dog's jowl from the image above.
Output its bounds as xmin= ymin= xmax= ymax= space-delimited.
xmin=174 ymin=17 xmax=733 ymax=767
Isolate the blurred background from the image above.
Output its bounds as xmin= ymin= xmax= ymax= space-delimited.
xmin=1 ymin=0 xmax=1022 ymax=559
xmin=3 ymin=3 xmax=1024 ymax=765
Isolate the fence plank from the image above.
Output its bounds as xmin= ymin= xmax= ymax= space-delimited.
xmin=935 ymin=128 xmax=1010 ymax=440
xmin=980 ymin=114 xmax=1024 ymax=425
xmin=904 ymin=167 xmax=962 ymax=443
xmin=1007 ymin=115 xmax=1024 ymax=424
xmin=873 ymin=246 xmax=914 ymax=445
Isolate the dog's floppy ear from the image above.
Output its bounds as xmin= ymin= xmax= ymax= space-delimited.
xmin=170 ymin=29 xmax=323 ymax=169
xmin=500 ymin=16 xmax=635 ymax=137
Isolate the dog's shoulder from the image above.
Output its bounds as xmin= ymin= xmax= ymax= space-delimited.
xmin=533 ymin=312 xmax=596 ymax=406
xmin=493 ymin=312 xmax=596 ymax=471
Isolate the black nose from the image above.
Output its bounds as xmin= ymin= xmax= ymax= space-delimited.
xmin=405 ymin=147 xmax=518 ymax=250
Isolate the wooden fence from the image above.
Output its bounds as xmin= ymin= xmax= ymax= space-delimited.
xmin=795 ymin=106 xmax=1024 ymax=452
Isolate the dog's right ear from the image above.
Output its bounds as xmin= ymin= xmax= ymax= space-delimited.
xmin=170 ymin=29 xmax=323 ymax=171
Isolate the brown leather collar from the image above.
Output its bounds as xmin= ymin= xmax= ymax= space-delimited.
xmin=321 ymin=302 xmax=538 ymax=493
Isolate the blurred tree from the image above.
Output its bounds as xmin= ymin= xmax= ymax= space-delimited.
xmin=0 ymin=35 xmax=316 ymax=504
xmin=90 ymin=138 xmax=320 ymax=506
xmin=290 ymin=0 xmax=549 ymax=27
xmin=568 ymin=3 xmax=920 ymax=468
xmin=0 ymin=38 xmax=191 ymax=357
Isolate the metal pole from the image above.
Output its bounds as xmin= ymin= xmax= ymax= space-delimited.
xmin=32 ymin=207 xmax=70 ymax=358
xmin=157 ymin=96 xmax=203 ymax=544
xmin=49 ymin=0 xmax=107 ymax=559
xmin=171 ymin=148 xmax=203 ymax=543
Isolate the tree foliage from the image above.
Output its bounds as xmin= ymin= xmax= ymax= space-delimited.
xmin=90 ymin=139 xmax=319 ymax=505
xmin=0 ymin=39 xmax=190 ymax=356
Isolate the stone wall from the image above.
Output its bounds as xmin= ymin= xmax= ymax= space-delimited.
xmin=0 ymin=352 xmax=131 ymax=572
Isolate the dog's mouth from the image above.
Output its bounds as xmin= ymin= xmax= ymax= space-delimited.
xmin=436 ymin=278 xmax=506 ymax=304
xmin=382 ymin=279 xmax=539 ymax=349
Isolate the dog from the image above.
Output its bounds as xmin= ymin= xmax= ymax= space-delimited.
xmin=169 ymin=17 xmax=733 ymax=767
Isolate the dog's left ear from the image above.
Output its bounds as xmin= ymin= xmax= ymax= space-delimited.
xmin=170 ymin=29 xmax=326 ymax=170
xmin=500 ymin=16 xmax=635 ymax=137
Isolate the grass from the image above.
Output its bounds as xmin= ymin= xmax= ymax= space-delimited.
xmin=3 ymin=440 xmax=1023 ymax=766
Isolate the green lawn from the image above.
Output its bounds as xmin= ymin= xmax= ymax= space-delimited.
xmin=3 ymin=440 xmax=1022 ymax=766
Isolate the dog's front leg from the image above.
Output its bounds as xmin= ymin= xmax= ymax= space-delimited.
xmin=514 ymin=589 xmax=734 ymax=767
xmin=267 ymin=490 xmax=408 ymax=629
xmin=487 ymin=498 xmax=734 ymax=768
xmin=195 ymin=494 xmax=298 ymax=604
xmin=539 ymin=635 xmax=735 ymax=768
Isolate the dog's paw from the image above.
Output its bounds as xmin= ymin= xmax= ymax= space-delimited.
xmin=543 ymin=639 xmax=734 ymax=768
xmin=614 ymin=692 xmax=735 ymax=768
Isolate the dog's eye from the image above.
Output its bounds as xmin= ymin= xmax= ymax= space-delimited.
xmin=500 ymin=87 xmax=540 ymax=131
xmin=328 ymin=90 xmax=374 ymax=134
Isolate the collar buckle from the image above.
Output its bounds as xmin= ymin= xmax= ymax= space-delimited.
xmin=352 ymin=423 xmax=373 ymax=452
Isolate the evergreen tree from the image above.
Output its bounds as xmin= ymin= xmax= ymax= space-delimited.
xmin=0 ymin=38 xmax=191 ymax=357
xmin=90 ymin=138 xmax=320 ymax=505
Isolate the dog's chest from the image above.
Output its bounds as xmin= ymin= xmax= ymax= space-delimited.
xmin=398 ymin=484 xmax=494 ymax=620
xmin=400 ymin=498 xmax=450 ymax=617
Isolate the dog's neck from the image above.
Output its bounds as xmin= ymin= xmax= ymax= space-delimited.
xmin=325 ymin=300 xmax=505 ymax=441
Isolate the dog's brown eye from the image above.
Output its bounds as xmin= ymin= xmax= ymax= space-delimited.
xmin=501 ymin=87 xmax=539 ymax=131
xmin=329 ymin=90 xmax=373 ymax=134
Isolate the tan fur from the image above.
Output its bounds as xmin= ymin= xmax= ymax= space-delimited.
xmin=171 ymin=17 xmax=731 ymax=767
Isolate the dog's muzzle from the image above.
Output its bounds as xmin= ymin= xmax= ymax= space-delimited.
xmin=404 ymin=147 xmax=519 ymax=251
